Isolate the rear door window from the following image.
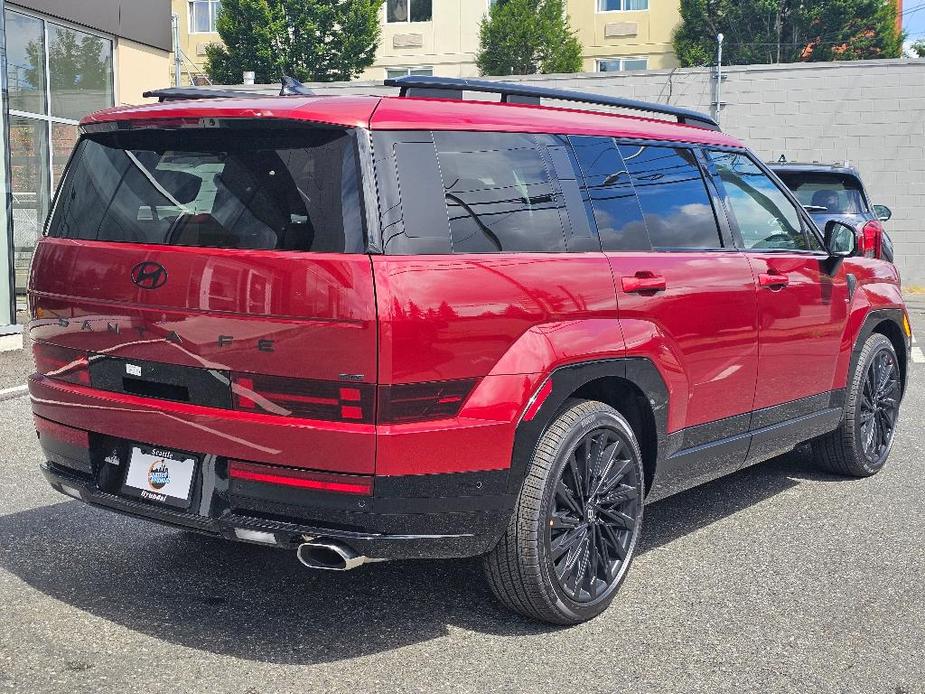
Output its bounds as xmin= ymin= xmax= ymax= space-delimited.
xmin=618 ymin=144 xmax=724 ymax=250
xmin=570 ymin=136 xmax=650 ymax=251
xmin=48 ymin=127 xmax=365 ymax=252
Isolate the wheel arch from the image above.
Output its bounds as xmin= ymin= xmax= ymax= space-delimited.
xmin=507 ymin=358 xmax=669 ymax=498
xmin=848 ymin=308 xmax=910 ymax=397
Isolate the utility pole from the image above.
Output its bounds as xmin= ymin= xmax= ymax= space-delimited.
xmin=713 ymin=33 xmax=724 ymax=125
xmin=172 ymin=14 xmax=182 ymax=87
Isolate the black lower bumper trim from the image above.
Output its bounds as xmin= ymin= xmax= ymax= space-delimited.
xmin=41 ymin=464 xmax=508 ymax=560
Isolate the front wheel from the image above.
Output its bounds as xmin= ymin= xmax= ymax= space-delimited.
xmin=483 ymin=399 xmax=644 ymax=624
xmin=812 ymin=333 xmax=902 ymax=477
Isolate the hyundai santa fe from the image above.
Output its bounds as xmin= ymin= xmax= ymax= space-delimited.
xmin=28 ymin=76 xmax=910 ymax=624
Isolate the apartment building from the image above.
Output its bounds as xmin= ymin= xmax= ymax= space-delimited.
xmin=170 ymin=0 xmax=679 ymax=85
xmin=363 ymin=0 xmax=680 ymax=79
xmin=171 ymin=0 xmax=221 ymax=84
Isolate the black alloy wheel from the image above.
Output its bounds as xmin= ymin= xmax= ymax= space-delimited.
xmin=483 ymin=399 xmax=645 ymax=624
xmin=812 ymin=332 xmax=903 ymax=477
xmin=550 ymin=426 xmax=641 ymax=603
xmin=858 ymin=346 xmax=901 ymax=464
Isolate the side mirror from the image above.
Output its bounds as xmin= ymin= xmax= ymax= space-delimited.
xmin=872 ymin=204 xmax=892 ymax=222
xmin=824 ymin=220 xmax=857 ymax=258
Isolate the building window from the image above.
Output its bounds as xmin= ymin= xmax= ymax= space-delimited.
xmin=597 ymin=0 xmax=648 ymax=11
xmin=4 ymin=8 xmax=114 ymax=291
xmin=387 ymin=0 xmax=432 ymax=23
xmin=386 ymin=67 xmax=434 ymax=79
xmin=189 ymin=0 xmax=222 ymax=33
xmin=597 ymin=57 xmax=648 ymax=72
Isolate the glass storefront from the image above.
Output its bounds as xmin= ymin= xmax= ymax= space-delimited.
xmin=4 ymin=6 xmax=114 ymax=297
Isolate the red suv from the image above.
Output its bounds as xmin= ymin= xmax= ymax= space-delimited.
xmin=28 ymin=77 xmax=910 ymax=624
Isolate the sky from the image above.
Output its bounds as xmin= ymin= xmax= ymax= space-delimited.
xmin=903 ymin=1 xmax=925 ymax=52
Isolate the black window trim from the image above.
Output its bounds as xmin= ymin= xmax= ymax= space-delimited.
xmin=701 ymin=144 xmax=829 ymax=256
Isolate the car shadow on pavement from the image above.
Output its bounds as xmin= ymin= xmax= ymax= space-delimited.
xmin=0 ymin=449 xmax=829 ymax=665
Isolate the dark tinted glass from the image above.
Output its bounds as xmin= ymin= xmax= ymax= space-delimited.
xmin=435 ymin=132 xmax=568 ymax=253
xmin=571 ymin=136 xmax=649 ymax=251
xmin=775 ymin=171 xmax=867 ymax=215
xmin=618 ymin=144 xmax=722 ymax=249
xmin=48 ymin=128 xmax=364 ymax=252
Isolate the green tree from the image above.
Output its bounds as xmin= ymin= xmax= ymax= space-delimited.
xmin=476 ymin=0 xmax=583 ymax=76
xmin=673 ymin=0 xmax=903 ymax=67
xmin=908 ymin=40 xmax=925 ymax=57
xmin=205 ymin=0 xmax=383 ymax=84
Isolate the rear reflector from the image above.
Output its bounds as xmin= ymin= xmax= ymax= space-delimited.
xmin=32 ymin=342 xmax=90 ymax=386
xmin=378 ymin=379 xmax=477 ymax=423
xmin=227 ymin=460 xmax=373 ymax=495
xmin=34 ymin=416 xmax=90 ymax=448
xmin=231 ymin=374 xmax=375 ymax=423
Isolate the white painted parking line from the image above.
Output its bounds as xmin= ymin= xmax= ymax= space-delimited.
xmin=912 ymin=347 xmax=925 ymax=364
xmin=0 ymin=384 xmax=28 ymax=400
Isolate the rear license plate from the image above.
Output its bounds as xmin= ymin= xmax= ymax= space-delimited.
xmin=121 ymin=445 xmax=197 ymax=509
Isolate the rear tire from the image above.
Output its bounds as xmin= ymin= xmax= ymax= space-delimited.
xmin=483 ymin=399 xmax=644 ymax=625
xmin=812 ymin=333 xmax=901 ymax=477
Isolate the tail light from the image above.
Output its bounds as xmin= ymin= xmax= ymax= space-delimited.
xmin=859 ymin=220 xmax=883 ymax=258
xmin=231 ymin=373 xmax=375 ymax=423
xmin=32 ymin=342 xmax=90 ymax=386
xmin=228 ymin=460 xmax=373 ymax=495
xmin=378 ymin=379 xmax=477 ymax=424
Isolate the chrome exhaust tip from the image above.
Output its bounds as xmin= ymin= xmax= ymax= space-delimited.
xmin=296 ymin=540 xmax=366 ymax=571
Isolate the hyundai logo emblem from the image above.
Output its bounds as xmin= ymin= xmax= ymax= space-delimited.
xmin=130 ymin=261 xmax=168 ymax=290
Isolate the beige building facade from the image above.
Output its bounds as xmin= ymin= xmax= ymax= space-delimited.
xmin=172 ymin=0 xmax=680 ymax=85
xmin=171 ymin=0 xmax=222 ymax=85
xmin=362 ymin=0 xmax=680 ymax=80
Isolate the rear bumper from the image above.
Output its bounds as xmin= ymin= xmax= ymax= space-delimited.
xmin=42 ymin=462 xmax=510 ymax=559
xmin=32 ymin=373 xmax=516 ymax=560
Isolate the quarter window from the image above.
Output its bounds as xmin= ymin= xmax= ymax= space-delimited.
xmin=387 ymin=0 xmax=432 ymax=23
xmin=707 ymin=151 xmax=811 ymax=251
xmin=619 ymin=144 xmax=723 ymax=249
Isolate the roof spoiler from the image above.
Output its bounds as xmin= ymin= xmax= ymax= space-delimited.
xmin=143 ymin=75 xmax=315 ymax=102
xmin=384 ymin=75 xmax=720 ymax=131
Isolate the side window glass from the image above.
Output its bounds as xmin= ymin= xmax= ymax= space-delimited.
xmin=707 ymin=150 xmax=811 ymax=251
xmin=618 ymin=144 xmax=723 ymax=249
xmin=570 ymin=136 xmax=649 ymax=251
xmin=433 ymin=132 xmax=569 ymax=253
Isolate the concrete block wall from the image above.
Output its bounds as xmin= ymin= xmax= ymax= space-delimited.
xmin=287 ymin=58 xmax=925 ymax=285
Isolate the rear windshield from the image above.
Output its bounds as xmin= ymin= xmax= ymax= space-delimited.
xmin=47 ymin=127 xmax=365 ymax=252
xmin=775 ymin=172 xmax=868 ymax=215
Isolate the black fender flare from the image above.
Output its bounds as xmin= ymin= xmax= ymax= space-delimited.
xmin=506 ymin=358 xmax=669 ymax=496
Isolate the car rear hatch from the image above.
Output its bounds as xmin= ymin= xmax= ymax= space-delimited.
xmin=29 ymin=111 xmax=379 ymax=476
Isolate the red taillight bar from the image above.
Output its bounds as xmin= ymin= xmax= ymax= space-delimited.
xmin=227 ymin=460 xmax=373 ymax=495
xmin=32 ymin=342 xmax=91 ymax=386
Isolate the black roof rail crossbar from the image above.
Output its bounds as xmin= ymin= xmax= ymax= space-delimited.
xmin=143 ymin=87 xmax=267 ymax=102
xmin=384 ymin=76 xmax=720 ymax=131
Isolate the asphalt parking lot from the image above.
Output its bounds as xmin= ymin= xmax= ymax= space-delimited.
xmin=1 ymin=312 xmax=923 ymax=694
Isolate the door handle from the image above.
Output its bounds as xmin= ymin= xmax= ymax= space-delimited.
xmin=622 ymin=273 xmax=667 ymax=294
xmin=758 ymin=273 xmax=789 ymax=288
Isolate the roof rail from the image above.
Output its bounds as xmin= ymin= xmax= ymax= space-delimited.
xmin=384 ymin=76 xmax=720 ymax=131
xmin=143 ymin=87 xmax=267 ymax=102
